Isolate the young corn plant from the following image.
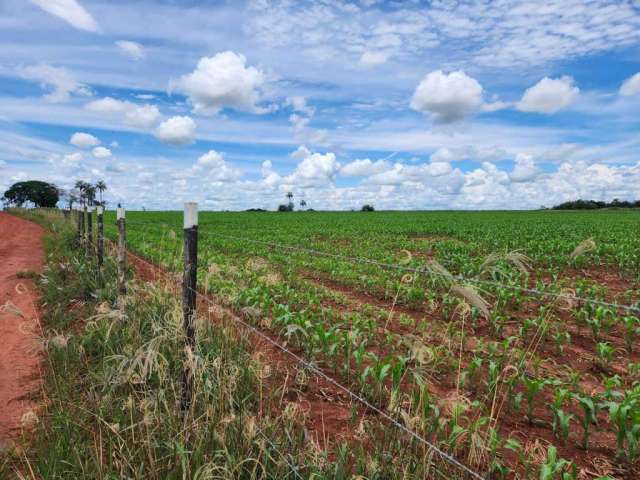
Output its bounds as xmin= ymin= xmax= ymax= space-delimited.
xmin=595 ymin=342 xmax=615 ymax=371
xmin=587 ymin=306 xmax=616 ymax=342
xmin=538 ymin=445 xmax=576 ymax=480
xmin=553 ymin=330 xmax=571 ymax=355
xmin=602 ymin=391 xmax=640 ymax=461
xmin=623 ymin=315 xmax=640 ymax=353
xmin=551 ymin=408 xmax=573 ymax=445
xmin=522 ymin=375 xmax=547 ymax=424
xmin=463 ymin=356 xmax=483 ymax=392
xmin=549 ymin=387 xmax=573 ymax=444
xmin=576 ymin=393 xmax=600 ymax=450
xmin=602 ymin=374 xmax=623 ymax=401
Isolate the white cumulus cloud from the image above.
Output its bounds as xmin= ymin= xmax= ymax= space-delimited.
xmin=366 ymin=161 xmax=456 ymax=186
xmin=174 ymin=51 xmax=266 ymax=114
xmin=125 ymin=104 xmax=161 ymax=128
xmin=30 ymin=0 xmax=100 ymax=32
xmin=195 ymin=150 xmax=225 ymax=169
xmin=283 ymin=150 xmax=341 ymax=188
xmin=191 ymin=150 xmax=242 ymax=182
xmin=289 ymin=145 xmax=312 ymax=160
xmin=116 ymin=40 xmax=146 ymax=60
xmin=359 ymin=51 xmax=388 ymax=67
xmin=410 ymin=70 xmax=484 ymax=123
xmin=154 ymin=116 xmax=196 ymax=146
xmin=286 ymin=96 xmax=315 ymax=116
xmin=20 ymin=64 xmax=91 ymax=103
xmin=92 ymin=146 xmax=112 ymax=158
xmin=69 ymin=132 xmax=100 ymax=148
xmin=517 ymin=76 xmax=579 ymax=114
xmin=430 ymin=147 xmax=467 ymax=163
xmin=85 ymin=97 xmax=161 ymax=129
xmin=619 ymin=72 xmax=640 ymax=96
xmin=50 ymin=152 xmax=83 ymax=169
xmin=340 ymin=158 xmax=390 ymax=176
xmin=510 ymin=153 xmax=539 ymax=183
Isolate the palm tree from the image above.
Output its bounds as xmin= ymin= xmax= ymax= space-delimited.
xmin=96 ymin=180 xmax=107 ymax=205
xmin=300 ymin=199 xmax=307 ymax=208
xmin=74 ymin=180 xmax=89 ymax=206
xmin=85 ymin=185 xmax=97 ymax=206
xmin=67 ymin=191 xmax=78 ymax=210
xmin=286 ymin=191 xmax=294 ymax=211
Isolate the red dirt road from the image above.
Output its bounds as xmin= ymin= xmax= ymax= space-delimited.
xmin=0 ymin=212 xmax=44 ymax=448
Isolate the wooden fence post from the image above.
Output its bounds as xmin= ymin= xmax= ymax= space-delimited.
xmin=83 ymin=207 xmax=87 ymax=245
xmin=97 ymin=206 xmax=104 ymax=268
xmin=117 ymin=207 xmax=127 ymax=300
xmin=181 ymin=202 xmax=198 ymax=414
xmin=76 ymin=207 xmax=83 ymax=245
xmin=87 ymin=206 xmax=93 ymax=256
xmin=83 ymin=205 xmax=88 ymax=247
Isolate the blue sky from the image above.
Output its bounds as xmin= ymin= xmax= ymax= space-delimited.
xmin=1 ymin=0 xmax=639 ymax=210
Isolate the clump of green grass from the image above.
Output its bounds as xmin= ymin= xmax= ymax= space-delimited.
xmin=15 ymin=270 xmax=39 ymax=280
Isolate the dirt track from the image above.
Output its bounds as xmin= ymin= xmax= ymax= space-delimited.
xmin=0 ymin=212 xmax=44 ymax=448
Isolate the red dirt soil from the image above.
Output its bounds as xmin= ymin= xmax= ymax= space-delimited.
xmin=0 ymin=213 xmax=44 ymax=448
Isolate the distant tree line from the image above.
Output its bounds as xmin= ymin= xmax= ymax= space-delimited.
xmin=2 ymin=179 xmax=108 ymax=209
xmin=552 ymin=199 xmax=640 ymax=210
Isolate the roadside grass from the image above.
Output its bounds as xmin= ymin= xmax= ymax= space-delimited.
xmin=0 ymin=210 xmax=327 ymax=479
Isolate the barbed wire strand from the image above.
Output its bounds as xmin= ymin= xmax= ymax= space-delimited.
xmin=101 ymin=248 xmax=304 ymax=479
xmin=254 ymin=424 xmax=305 ymax=480
xmin=197 ymin=229 xmax=640 ymax=314
xmin=186 ymin=285 xmax=486 ymax=480
xmin=122 ymin=245 xmax=462 ymax=479
xmin=119 ymin=221 xmax=640 ymax=314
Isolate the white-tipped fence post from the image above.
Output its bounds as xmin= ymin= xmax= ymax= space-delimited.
xmin=76 ymin=207 xmax=83 ymax=245
xmin=117 ymin=207 xmax=127 ymax=302
xmin=181 ymin=202 xmax=198 ymax=414
xmin=97 ymin=206 xmax=104 ymax=268
xmin=87 ymin=206 xmax=94 ymax=256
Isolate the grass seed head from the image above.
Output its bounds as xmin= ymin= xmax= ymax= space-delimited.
xmin=20 ymin=410 xmax=39 ymax=428
xmin=49 ymin=331 xmax=70 ymax=349
xmin=570 ymin=238 xmax=596 ymax=259
xmin=451 ymin=284 xmax=490 ymax=319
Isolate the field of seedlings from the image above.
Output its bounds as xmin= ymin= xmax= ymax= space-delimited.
xmin=105 ymin=209 xmax=640 ymax=479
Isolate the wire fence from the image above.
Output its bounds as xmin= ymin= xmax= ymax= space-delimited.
xmin=122 ymin=243 xmax=481 ymax=478
xmin=123 ymin=220 xmax=640 ymax=315
xmin=186 ymin=284 xmax=486 ymax=480
xmin=119 ymin=220 xmax=489 ymax=479
xmin=93 ymin=212 xmax=640 ymax=479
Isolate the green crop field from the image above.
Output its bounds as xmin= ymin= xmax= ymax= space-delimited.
xmin=104 ymin=209 xmax=640 ymax=479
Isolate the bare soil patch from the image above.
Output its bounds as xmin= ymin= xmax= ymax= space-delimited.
xmin=0 ymin=213 xmax=45 ymax=448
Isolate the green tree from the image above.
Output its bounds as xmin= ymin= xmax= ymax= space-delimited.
xmin=96 ymin=180 xmax=107 ymax=205
xmin=2 ymin=180 xmax=60 ymax=208
xmin=286 ymin=191 xmax=294 ymax=211
xmin=74 ymin=180 xmax=90 ymax=206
